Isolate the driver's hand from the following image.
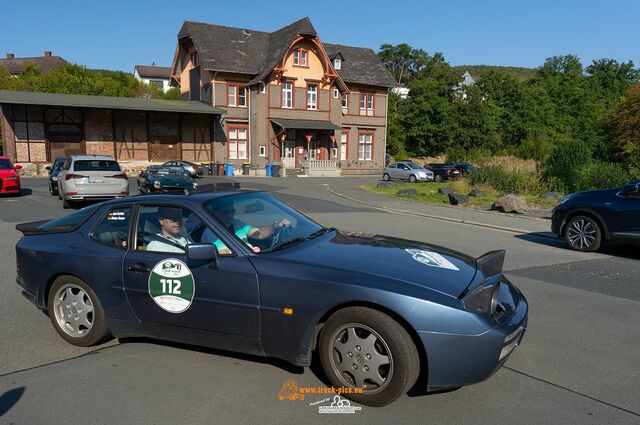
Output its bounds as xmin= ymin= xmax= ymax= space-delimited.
xmin=273 ymin=219 xmax=292 ymax=229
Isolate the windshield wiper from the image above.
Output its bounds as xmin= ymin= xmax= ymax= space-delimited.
xmin=306 ymin=227 xmax=335 ymax=239
xmin=269 ymin=227 xmax=335 ymax=252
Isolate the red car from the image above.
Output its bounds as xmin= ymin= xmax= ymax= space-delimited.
xmin=0 ymin=156 xmax=22 ymax=195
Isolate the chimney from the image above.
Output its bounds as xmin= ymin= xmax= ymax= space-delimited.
xmin=6 ymin=53 xmax=14 ymax=59
xmin=44 ymin=51 xmax=52 ymax=57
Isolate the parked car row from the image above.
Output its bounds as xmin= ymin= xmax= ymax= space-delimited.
xmin=382 ymin=160 xmax=477 ymax=183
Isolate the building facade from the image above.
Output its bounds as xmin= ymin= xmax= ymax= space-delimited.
xmin=171 ymin=17 xmax=396 ymax=174
xmin=134 ymin=65 xmax=172 ymax=93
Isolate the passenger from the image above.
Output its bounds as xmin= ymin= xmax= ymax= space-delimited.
xmin=202 ymin=198 xmax=291 ymax=252
xmin=147 ymin=207 xmax=189 ymax=253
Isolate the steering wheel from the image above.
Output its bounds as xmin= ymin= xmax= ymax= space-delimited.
xmin=270 ymin=224 xmax=291 ymax=248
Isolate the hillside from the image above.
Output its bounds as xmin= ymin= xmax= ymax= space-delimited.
xmin=453 ymin=65 xmax=538 ymax=81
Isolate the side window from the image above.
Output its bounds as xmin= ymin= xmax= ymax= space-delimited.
xmin=136 ymin=205 xmax=232 ymax=255
xmin=91 ymin=207 xmax=132 ymax=250
xmin=62 ymin=158 xmax=72 ymax=170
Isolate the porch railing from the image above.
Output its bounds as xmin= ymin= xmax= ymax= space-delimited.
xmin=299 ymin=160 xmax=338 ymax=169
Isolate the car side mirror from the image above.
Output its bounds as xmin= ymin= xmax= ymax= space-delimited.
xmin=15 ymin=164 xmax=23 ymax=170
xmin=186 ymin=243 xmax=219 ymax=266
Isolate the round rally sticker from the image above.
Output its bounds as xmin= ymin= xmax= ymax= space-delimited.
xmin=148 ymin=258 xmax=195 ymax=313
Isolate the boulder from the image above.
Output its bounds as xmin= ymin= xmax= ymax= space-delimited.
xmin=540 ymin=191 xmax=562 ymax=200
xmin=492 ymin=194 xmax=528 ymax=214
xmin=377 ymin=181 xmax=396 ymax=189
xmin=438 ymin=187 xmax=455 ymax=196
xmin=468 ymin=189 xmax=485 ymax=197
xmin=397 ymin=188 xmax=418 ymax=197
xmin=448 ymin=193 xmax=469 ymax=205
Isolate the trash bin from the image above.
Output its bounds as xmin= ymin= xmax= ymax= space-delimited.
xmin=242 ymin=162 xmax=251 ymax=175
xmin=213 ymin=163 xmax=223 ymax=176
xmin=265 ymin=164 xmax=273 ymax=177
xmin=271 ymin=164 xmax=281 ymax=177
xmin=225 ymin=163 xmax=234 ymax=176
xmin=200 ymin=162 xmax=210 ymax=176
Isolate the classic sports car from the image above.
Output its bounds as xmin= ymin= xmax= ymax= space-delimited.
xmin=137 ymin=165 xmax=198 ymax=194
xmin=15 ymin=191 xmax=527 ymax=406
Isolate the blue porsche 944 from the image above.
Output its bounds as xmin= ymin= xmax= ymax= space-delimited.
xmin=15 ymin=190 xmax=527 ymax=406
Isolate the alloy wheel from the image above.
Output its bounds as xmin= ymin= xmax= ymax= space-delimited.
xmin=52 ymin=283 xmax=94 ymax=338
xmin=567 ymin=219 xmax=597 ymax=250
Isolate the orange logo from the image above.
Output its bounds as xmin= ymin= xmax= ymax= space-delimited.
xmin=278 ymin=379 xmax=305 ymax=401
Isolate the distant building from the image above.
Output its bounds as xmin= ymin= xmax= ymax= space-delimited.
xmin=134 ymin=65 xmax=172 ymax=92
xmin=0 ymin=51 xmax=68 ymax=75
xmin=453 ymin=70 xmax=477 ymax=100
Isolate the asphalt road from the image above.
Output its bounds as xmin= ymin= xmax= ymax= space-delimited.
xmin=1 ymin=176 xmax=639 ymax=424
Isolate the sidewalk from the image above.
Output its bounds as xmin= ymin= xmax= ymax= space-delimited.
xmin=326 ymin=183 xmax=552 ymax=234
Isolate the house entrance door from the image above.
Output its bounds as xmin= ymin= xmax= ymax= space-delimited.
xmin=282 ymin=140 xmax=295 ymax=168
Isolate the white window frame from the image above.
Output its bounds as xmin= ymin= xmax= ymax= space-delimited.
xmin=228 ymin=85 xmax=237 ymax=107
xmin=307 ymin=85 xmax=317 ymax=110
xmin=340 ymin=132 xmax=348 ymax=161
xmin=259 ymin=82 xmax=266 ymax=94
xmin=259 ymin=145 xmax=266 ymax=157
xmin=300 ymin=50 xmax=308 ymax=66
xmin=359 ymin=94 xmax=374 ymax=116
xmin=358 ymin=133 xmax=373 ymax=161
xmin=228 ymin=127 xmax=248 ymax=160
xmin=342 ymin=94 xmax=348 ymax=114
xmin=293 ymin=50 xmax=300 ymax=66
xmin=334 ymin=58 xmax=341 ymax=70
xmin=333 ymin=88 xmax=339 ymax=99
xmin=282 ymin=82 xmax=293 ymax=109
xmin=238 ymin=86 xmax=247 ymax=107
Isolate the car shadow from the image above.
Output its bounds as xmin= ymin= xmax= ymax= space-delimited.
xmin=515 ymin=232 xmax=640 ymax=260
xmin=19 ymin=188 xmax=33 ymax=196
xmin=0 ymin=386 xmax=26 ymax=417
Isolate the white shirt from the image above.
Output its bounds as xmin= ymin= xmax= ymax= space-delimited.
xmin=147 ymin=234 xmax=188 ymax=253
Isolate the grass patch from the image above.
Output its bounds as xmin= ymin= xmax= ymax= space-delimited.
xmin=364 ymin=180 xmax=560 ymax=210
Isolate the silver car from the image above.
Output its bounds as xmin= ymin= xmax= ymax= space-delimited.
xmin=57 ymin=155 xmax=129 ymax=208
xmin=383 ymin=161 xmax=434 ymax=182
xmin=162 ymin=160 xmax=203 ymax=177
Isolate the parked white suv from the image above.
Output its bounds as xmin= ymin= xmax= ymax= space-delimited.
xmin=57 ymin=155 xmax=129 ymax=208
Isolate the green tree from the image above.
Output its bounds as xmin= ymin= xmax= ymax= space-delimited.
xmin=607 ymin=84 xmax=640 ymax=165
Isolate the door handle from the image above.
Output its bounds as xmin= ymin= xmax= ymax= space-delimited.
xmin=128 ymin=263 xmax=151 ymax=273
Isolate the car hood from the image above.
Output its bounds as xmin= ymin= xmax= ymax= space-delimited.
xmin=0 ymin=169 xmax=18 ymax=178
xmin=270 ymin=231 xmax=478 ymax=298
xmin=149 ymin=175 xmax=193 ymax=186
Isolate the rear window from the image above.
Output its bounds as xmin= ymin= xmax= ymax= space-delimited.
xmin=74 ymin=160 xmax=120 ymax=172
xmin=39 ymin=204 xmax=100 ymax=230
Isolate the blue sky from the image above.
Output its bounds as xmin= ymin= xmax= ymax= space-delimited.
xmin=1 ymin=0 xmax=638 ymax=72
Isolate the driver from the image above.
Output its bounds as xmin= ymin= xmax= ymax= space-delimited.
xmin=147 ymin=207 xmax=189 ymax=253
xmin=203 ymin=198 xmax=291 ymax=252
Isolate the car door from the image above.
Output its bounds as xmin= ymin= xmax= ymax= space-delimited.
xmin=611 ymin=185 xmax=640 ymax=241
xmin=122 ymin=203 xmax=260 ymax=338
xmin=398 ymin=163 xmax=411 ymax=180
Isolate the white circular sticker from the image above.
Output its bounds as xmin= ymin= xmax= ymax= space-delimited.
xmin=148 ymin=258 xmax=195 ymax=313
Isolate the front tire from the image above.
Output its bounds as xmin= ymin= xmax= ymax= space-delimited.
xmin=47 ymin=276 xmax=111 ymax=346
xmin=435 ymin=175 xmax=442 ymax=182
xmin=565 ymin=215 xmax=602 ymax=252
xmin=382 ymin=173 xmax=391 ymax=181
xmin=319 ymin=307 xmax=420 ymax=407
xmin=409 ymin=174 xmax=417 ymax=183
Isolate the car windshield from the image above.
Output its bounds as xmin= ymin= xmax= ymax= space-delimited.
xmin=74 ymin=160 xmax=120 ymax=172
xmin=0 ymin=159 xmax=13 ymax=169
xmin=203 ymin=192 xmax=325 ymax=253
xmin=404 ymin=162 xmax=424 ymax=170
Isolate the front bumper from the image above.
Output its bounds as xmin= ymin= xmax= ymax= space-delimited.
xmin=419 ymin=284 xmax=528 ymax=389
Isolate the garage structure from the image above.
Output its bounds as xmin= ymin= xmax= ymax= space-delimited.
xmin=0 ymin=90 xmax=225 ymax=163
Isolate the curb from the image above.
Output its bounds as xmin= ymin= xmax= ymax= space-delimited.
xmin=327 ymin=186 xmax=555 ymax=238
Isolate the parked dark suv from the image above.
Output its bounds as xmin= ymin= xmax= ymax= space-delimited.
xmin=551 ymin=180 xmax=640 ymax=252
xmin=426 ymin=163 xmax=461 ymax=182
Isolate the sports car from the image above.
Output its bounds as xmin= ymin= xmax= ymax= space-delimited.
xmin=0 ymin=156 xmax=23 ymax=195
xmin=15 ymin=190 xmax=527 ymax=406
xmin=137 ymin=165 xmax=198 ymax=194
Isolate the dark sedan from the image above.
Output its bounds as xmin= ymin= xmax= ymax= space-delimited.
xmin=426 ymin=164 xmax=461 ymax=182
xmin=46 ymin=156 xmax=67 ymax=196
xmin=551 ymin=180 xmax=640 ymax=251
xmin=162 ymin=160 xmax=203 ymax=178
xmin=15 ymin=191 xmax=527 ymax=407
xmin=452 ymin=162 xmax=478 ymax=176
xmin=138 ymin=165 xmax=198 ymax=194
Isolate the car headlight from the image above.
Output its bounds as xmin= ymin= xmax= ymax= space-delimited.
xmin=192 ymin=182 xmax=198 ymax=188
xmin=4 ymin=176 xmax=17 ymax=181
xmin=462 ymin=281 xmax=500 ymax=315
xmin=418 ymin=172 xmax=426 ymax=177
xmin=558 ymin=195 xmax=572 ymax=205
xmin=153 ymin=180 xmax=162 ymax=189
xmin=52 ymin=176 xmax=58 ymax=181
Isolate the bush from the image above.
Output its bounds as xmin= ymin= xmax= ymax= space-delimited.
xmin=466 ymin=148 xmax=493 ymax=164
xmin=515 ymin=134 xmax=553 ymax=161
xmin=468 ymin=165 xmax=548 ymax=195
xmin=543 ymin=140 xmax=593 ymax=191
xmin=444 ymin=146 xmax=466 ymax=163
xmin=575 ymin=162 xmax=636 ymax=191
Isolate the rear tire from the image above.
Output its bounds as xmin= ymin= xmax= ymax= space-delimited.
xmin=319 ymin=307 xmax=420 ymax=407
xmin=62 ymin=199 xmax=71 ymax=209
xmin=47 ymin=275 xmax=111 ymax=346
xmin=565 ymin=215 xmax=602 ymax=252
xmin=382 ymin=173 xmax=391 ymax=181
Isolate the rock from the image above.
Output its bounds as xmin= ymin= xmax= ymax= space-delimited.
xmin=468 ymin=189 xmax=485 ymax=197
xmin=438 ymin=187 xmax=455 ymax=196
xmin=540 ymin=191 xmax=562 ymax=200
xmin=397 ymin=188 xmax=418 ymax=197
xmin=492 ymin=194 xmax=528 ymax=214
xmin=377 ymin=181 xmax=396 ymax=189
xmin=448 ymin=193 xmax=469 ymax=205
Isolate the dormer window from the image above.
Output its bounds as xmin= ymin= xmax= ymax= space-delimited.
xmin=293 ymin=49 xmax=308 ymax=67
xmin=334 ymin=58 xmax=341 ymax=70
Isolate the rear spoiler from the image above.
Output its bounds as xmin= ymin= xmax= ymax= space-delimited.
xmin=15 ymin=220 xmax=73 ymax=236
xmin=476 ymin=250 xmax=505 ymax=276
